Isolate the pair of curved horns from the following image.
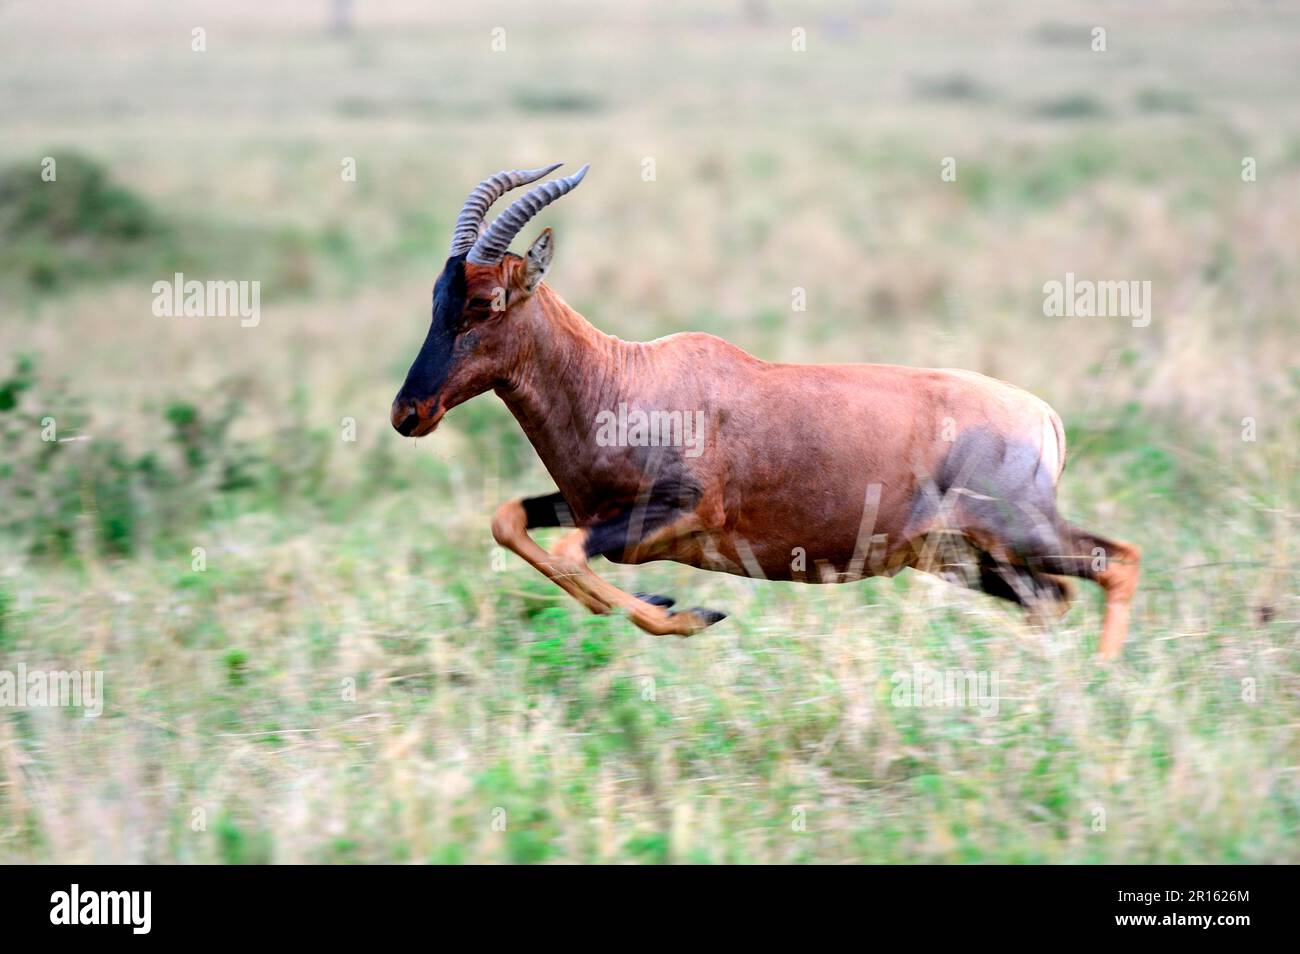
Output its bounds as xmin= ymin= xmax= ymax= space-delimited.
xmin=449 ymin=163 xmax=590 ymax=265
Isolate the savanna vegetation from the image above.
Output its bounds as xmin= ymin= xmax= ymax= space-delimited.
xmin=0 ymin=0 xmax=1296 ymax=863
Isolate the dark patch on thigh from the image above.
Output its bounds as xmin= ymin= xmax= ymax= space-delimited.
xmin=908 ymin=425 xmax=1062 ymax=554
xmin=976 ymin=552 xmax=1070 ymax=606
xmin=522 ymin=492 xmax=575 ymax=529
xmin=584 ymin=448 xmax=702 ymax=560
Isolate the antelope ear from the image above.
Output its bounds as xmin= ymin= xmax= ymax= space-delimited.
xmin=520 ymin=228 xmax=554 ymax=294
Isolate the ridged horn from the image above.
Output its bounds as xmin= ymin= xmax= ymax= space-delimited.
xmin=466 ymin=164 xmax=589 ymax=265
xmin=449 ymin=164 xmax=563 ymax=256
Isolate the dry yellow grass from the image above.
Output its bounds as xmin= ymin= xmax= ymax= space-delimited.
xmin=0 ymin=1 xmax=1296 ymax=863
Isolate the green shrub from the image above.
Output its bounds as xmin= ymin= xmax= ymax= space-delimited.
xmin=0 ymin=356 xmax=318 ymax=560
xmin=0 ymin=154 xmax=163 ymax=290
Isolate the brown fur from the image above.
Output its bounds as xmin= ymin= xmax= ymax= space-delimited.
xmin=393 ymin=243 xmax=1140 ymax=657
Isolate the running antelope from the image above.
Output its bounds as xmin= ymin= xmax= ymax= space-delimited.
xmin=390 ymin=164 xmax=1141 ymax=657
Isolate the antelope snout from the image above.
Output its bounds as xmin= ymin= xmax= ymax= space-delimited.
xmin=390 ymin=394 xmax=444 ymax=438
xmin=390 ymin=395 xmax=421 ymax=436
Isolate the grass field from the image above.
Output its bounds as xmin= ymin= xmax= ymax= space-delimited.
xmin=0 ymin=0 xmax=1297 ymax=863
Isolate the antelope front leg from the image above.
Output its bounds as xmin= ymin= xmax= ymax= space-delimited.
xmin=491 ymin=499 xmax=611 ymax=615
xmin=494 ymin=498 xmax=726 ymax=637
xmin=548 ymin=527 xmax=725 ymax=637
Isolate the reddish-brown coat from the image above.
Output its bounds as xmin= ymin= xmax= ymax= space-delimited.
xmin=394 ymin=253 xmax=1140 ymax=655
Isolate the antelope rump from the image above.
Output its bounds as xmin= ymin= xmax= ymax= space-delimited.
xmin=390 ymin=164 xmax=1141 ymax=658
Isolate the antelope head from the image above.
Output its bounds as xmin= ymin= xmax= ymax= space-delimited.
xmin=390 ymin=163 xmax=589 ymax=437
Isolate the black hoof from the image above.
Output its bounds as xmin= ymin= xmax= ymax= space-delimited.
xmin=676 ymin=607 xmax=727 ymax=627
xmin=636 ymin=592 xmax=676 ymax=609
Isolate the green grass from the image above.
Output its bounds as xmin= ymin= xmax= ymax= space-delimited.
xmin=0 ymin=0 xmax=1297 ymax=864
xmin=0 ymin=382 xmax=1294 ymax=862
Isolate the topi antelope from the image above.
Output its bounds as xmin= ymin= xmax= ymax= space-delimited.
xmin=390 ymin=164 xmax=1141 ymax=657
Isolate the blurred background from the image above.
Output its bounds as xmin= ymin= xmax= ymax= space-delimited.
xmin=0 ymin=0 xmax=1296 ymax=863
